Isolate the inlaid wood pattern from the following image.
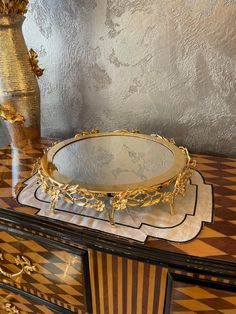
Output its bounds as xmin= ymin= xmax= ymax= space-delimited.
xmin=148 ymin=154 xmax=236 ymax=263
xmin=89 ymin=249 xmax=168 ymax=314
xmin=1 ymin=142 xmax=236 ymax=314
xmin=0 ymin=287 xmax=58 ymax=314
xmin=0 ymin=230 xmax=88 ymax=314
xmin=170 ymin=281 xmax=236 ymax=313
xmin=172 ymin=269 xmax=236 ymax=286
xmin=0 ymin=142 xmax=236 ymax=265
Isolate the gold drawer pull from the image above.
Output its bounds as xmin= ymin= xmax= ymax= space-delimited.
xmin=0 ymin=254 xmax=36 ymax=280
xmin=3 ymin=303 xmax=20 ymax=314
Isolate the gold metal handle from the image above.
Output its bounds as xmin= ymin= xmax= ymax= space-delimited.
xmin=3 ymin=303 xmax=20 ymax=314
xmin=29 ymin=48 xmax=44 ymax=77
xmin=0 ymin=254 xmax=36 ymax=280
xmin=0 ymin=103 xmax=25 ymax=124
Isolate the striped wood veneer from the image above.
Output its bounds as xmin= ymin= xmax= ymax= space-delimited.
xmin=89 ymin=250 xmax=168 ymax=314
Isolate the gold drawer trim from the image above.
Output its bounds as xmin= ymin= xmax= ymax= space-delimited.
xmin=0 ymin=254 xmax=36 ymax=280
xmin=3 ymin=303 xmax=20 ymax=314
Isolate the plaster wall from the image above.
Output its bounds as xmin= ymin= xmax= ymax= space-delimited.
xmin=0 ymin=0 xmax=236 ymax=156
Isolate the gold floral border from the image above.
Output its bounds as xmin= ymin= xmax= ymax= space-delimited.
xmin=34 ymin=130 xmax=196 ymax=225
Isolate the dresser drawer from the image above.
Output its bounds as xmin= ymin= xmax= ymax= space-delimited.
xmin=0 ymin=285 xmax=59 ymax=314
xmin=0 ymin=230 xmax=91 ymax=313
xmin=165 ymin=273 xmax=236 ymax=314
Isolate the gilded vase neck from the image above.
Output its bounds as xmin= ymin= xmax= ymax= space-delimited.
xmin=0 ymin=15 xmax=25 ymax=27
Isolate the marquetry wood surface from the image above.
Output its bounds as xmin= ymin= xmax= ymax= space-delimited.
xmin=88 ymin=250 xmax=236 ymax=314
xmin=0 ymin=286 xmax=59 ymax=314
xmin=170 ymin=280 xmax=236 ymax=313
xmin=0 ymin=142 xmax=236 ymax=263
xmin=0 ymin=142 xmax=47 ymax=216
xmin=147 ymin=153 xmax=236 ymax=263
xmin=0 ymin=230 xmax=87 ymax=313
xmin=89 ymin=249 xmax=168 ymax=314
xmin=172 ymin=269 xmax=236 ymax=286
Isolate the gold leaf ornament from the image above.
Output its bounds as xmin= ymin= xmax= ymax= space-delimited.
xmin=29 ymin=48 xmax=44 ymax=77
xmin=3 ymin=303 xmax=20 ymax=314
xmin=0 ymin=103 xmax=25 ymax=124
xmin=0 ymin=0 xmax=29 ymax=15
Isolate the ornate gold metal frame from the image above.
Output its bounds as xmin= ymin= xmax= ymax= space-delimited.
xmin=34 ymin=130 xmax=196 ymax=225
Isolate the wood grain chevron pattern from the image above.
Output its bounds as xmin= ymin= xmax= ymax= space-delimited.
xmin=148 ymin=153 xmax=236 ymax=263
xmin=0 ymin=142 xmax=236 ymax=264
xmin=89 ymin=249 xmax=168 ymax=314
xmin=0 ymin=287 xmax=58 ymax=314
xmin=0 ymin=142 xmax=47 ymax=215
xmin=0 ymin=230 xmax=87 ymax=313
xmin=170 ymin=280 xmax=236 ymax=313
xmin=172 ymin=269 xmax=236 ymax=286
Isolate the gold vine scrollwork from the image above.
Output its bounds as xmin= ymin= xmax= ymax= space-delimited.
xmin=0 ymin=254 xmax=36 ymax=280
xmin=3 ymin=303 xmax=20 ymax=314
xmin=35 ymin=160 xmax=107 ymax=213
xmin=162 ymin=147 xmax=196 ymax=215
xmin=74 ymin=128 xmax=100 ymax=138
xmin=34 ymin=130 xmax=196 ymax=225
xmin=109 ymin=147 xmax=195 ymax=216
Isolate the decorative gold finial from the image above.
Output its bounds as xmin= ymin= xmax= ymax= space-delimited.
xmin=0 ymin=102 xmax=25 ymax=124
xmin=29 ymin=48 xmax=44 ymax=77
xmin=0 ymin=0 xmax=29 ymax=15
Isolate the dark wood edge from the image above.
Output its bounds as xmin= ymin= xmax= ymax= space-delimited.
xmin=0 ymin=213 xmax=92 ymax=313
xmin=164 ymin=272 xmax=173 ymax=314
xmin=82 ymin=252 xmax=92 ymax=313
xmin=164 ymin=272 xmax=236 ymax=314
xmin=0 ymin=282 xmax=74 ymax=314
xmin=0 ymin=208 xmax=236 ymax=280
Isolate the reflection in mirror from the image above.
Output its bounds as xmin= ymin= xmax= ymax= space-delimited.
xmin=53 ymin=135 xmax=175 ymax=186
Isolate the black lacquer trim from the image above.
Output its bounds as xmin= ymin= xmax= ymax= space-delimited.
xmin=0 ymin=282 xmax=74 ymax=314
xmin=171 ymin=273 xmax=236 ymax=291
xmin=164 ymin=273 xmax=174 ymax=314
xmin=82 ymin=251 xmax=92 ymax=313
xmin=164 ymin=272 xmax=236 ymax=314
xmin=0 ymin=208 xmax=235 ymax=281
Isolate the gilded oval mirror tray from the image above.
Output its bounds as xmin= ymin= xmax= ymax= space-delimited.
xmin=35 ymin=130 xmax=196 ymax=225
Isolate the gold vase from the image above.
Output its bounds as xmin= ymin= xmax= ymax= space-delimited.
xmin=0 ymin=8 xmax=43 ymax=148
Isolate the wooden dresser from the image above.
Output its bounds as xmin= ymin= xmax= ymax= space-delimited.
xmin=0 ymin=140 xmax=236 ymax=314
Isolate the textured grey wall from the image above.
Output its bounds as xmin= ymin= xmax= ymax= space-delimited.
xmin=1 ymin=0 xmax=236 ymax=156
